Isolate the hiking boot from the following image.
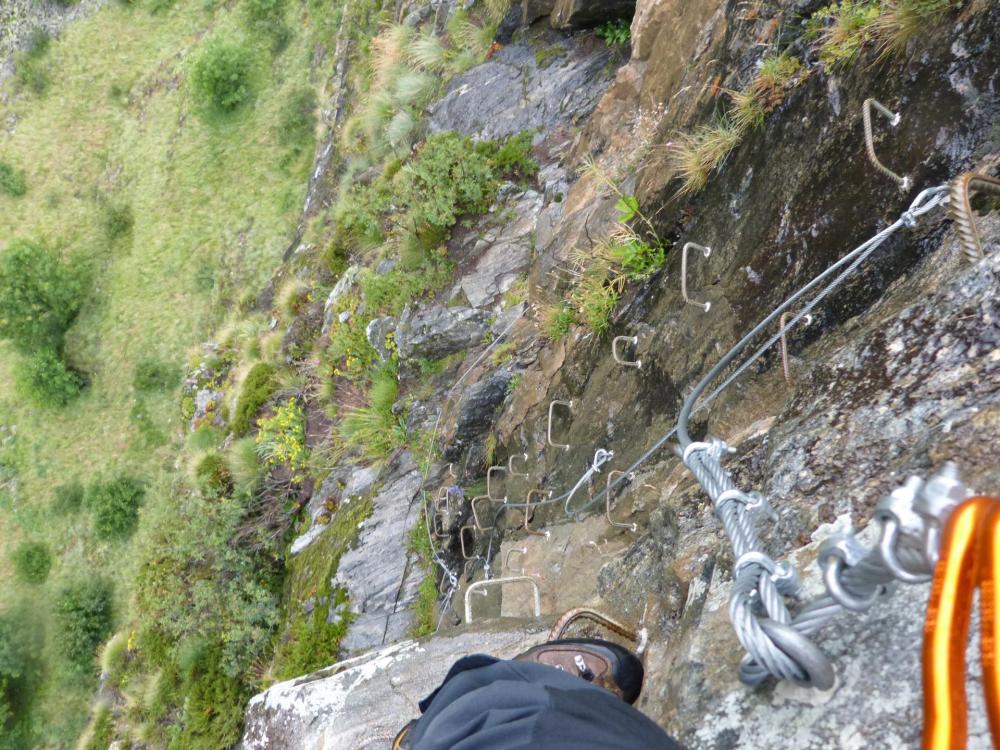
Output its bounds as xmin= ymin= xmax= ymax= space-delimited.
xmin=514 ymin=638 xmax=644 ymax=704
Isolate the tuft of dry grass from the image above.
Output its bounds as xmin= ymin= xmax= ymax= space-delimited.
xmin=869 ymin=0 xmax=952 ymax=58
xmin=663 ymin=119 xmax=743 ymax=195
xmin=371 ymin=24 xmax=413 ymax=88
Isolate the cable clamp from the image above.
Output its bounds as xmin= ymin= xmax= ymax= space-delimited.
xmin=733 ymin=551 xmax=799 ymax=596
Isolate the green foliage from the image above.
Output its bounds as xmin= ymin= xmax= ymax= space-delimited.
xmin=13 ymin=348 xmax=84 ymax=407
xmin=0 ymin=162 xmax=27 ymax=198
xmin=544 ymin=303 xmax=575 ymax=340
xmin=82 ymin=703 xmax=115 ymax=750
xmin=85 ymin=475 xmax=146 ymax=540
xmin=360 ymin=260 xmax=454 ymax=317
xmin=596 ymin=19 xmax=631 ymax=46
xmin=194 ymin=452 xmax=233 ymax=497
xmin=255 ymin=399 xmax=308 ymax=472
xmin=608 ymin=237 xmax=665 ymax=280
xmin=189 ymin=36 xmax=254 ymax=112
xmin=396 ymin=131 xmax=496 ymax=231
xmin=243 ymin=0 xmax=291 ymax=53
xmin=271 ymin=587 xmax=351 ymax=679
xmin=53 ymin=479 xmax=85 ymax=515
xmin=0 ymin=240 xmax=85 ymax=353
xmin=477 ymin=131 xmax=539 ymax=181
xmin=131 ymin=399 xmax=168 ymax=448
xmin=15 ymin=29 xmax=51 ymax=94
xmin=55 ymin=578 xmax=114 ymax=672
xmin=11 ymin=541 xmax=52 ymax=584
xmin=100 ymin=632 xmax=129 ymax=686
xmin=0 ymin=606 xmax=40 ymax=747
xmin=166 ymin=644 xmax=248 ymax=750
xmin=103 ymin=202 xmax=134 ymax=241
xmin=278 ymin=85 xmax=317 ymax=151
xmin=134 ymin=357 xmax=181 ymax=392
xmin=809 ymin=1 xmax=881 ymax=67
xmin=614 ymin=194 xmax=639 ymax=223
xmin=573 ymin=275 xmax=619 ymax=336
xmin=338 ymin=366 xmax=407 ymax=462
xmin=225 ymin=436 xmax=264 ymax=495
xmin=232 ymin=362 xmax=277 ymax=434
xmin=406 ymin=522 xmax=437 ymax=637
xmin=133 ymin=494 xmax=280 ymax=680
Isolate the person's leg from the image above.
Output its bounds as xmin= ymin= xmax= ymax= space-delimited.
xmin=398 ymin=654 xmax=682 ymax=750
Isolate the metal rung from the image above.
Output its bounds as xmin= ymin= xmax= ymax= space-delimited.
xmin=465 ymin=576 xmax=542 ymax=624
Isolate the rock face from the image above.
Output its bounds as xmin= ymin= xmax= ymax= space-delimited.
xmin=332 ymin=453 xmax=425 ymax=653
xmin=426 ymin=40 xmax=614 ymax=141
xmin=395 ymin=305 xmax=488 ymax=361
xmin=241 ymin=628 xmax=547 ymax=750
xmin=550 ymin=0 xmax=637 ymax=29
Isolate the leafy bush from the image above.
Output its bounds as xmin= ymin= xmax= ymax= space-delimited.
xmin=167 ymin=644 xmax=248 ymax=750
xmin=396 ymin=131 xmax=496 ymax=230
xmin=232 ymin=362 xmax=277 ymax=434
xmin=608 ymin=237 xmax=665 ymax=280
xmin=0 ymin=162 xmax=26 ymax=198
xmin=194 ymin=452 xmax=233 ymax=497
xmin=478 ymin=131 xmax=538 ymax=181
xmin=597 ymin=19 xmax=631 ymax=46
xmin=13 ymin=348 xmax=84 ymax=407
xmin=11 ymin=541 xmax=52 ymax=585
xmin=278 ymin=85 xmax=317 ymax=150
xmin=103 ymin=203 xmax=134 ymax=241
xmin=0 ymin=240 xmax=85 ymax=353
xmin=85 ymin=475 xmax=145 ymax=540
xmin=55 ymin=578 xmax=114 ymax=671
xmin=53 ymin=480 xmax=85 ymax=515
xmin=189 ymin=36 xmax=254 ymax=112
xmin=255 ymin=400 xmax=308 ymax=473
xmin=243 ymin=0 xmax=291 ymax=51
xmin=15 ymin=30 xmax=50 ymax=94
xmin=133 ymin=358 xmax=181 ymax=392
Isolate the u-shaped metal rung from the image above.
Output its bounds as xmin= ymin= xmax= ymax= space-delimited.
xmin=948 ymin=172 xmax=1000 ymax=262
xmin=471 ymin=495 xmax=494 ymax=531
xmin=487 ymin=465 xmax=508 ymax=502
xmin=606 ymin=470 xmax=638 ymax=532
xmin=448 ymin=462 xmax=458 ymax=478
xmin=505 ymin=546 xmax=528 ymax=574
xmin=612 ymin=336 xmax=642 ymax=369
xmin=508 ymin=453 xmax=529 ymax=478
xmin=433 ymin=511 xmax=450 ymax=540
xmin=862 ymin=98 xmax=911 ymax=192
xmin=524 ymin=489 xmax=552 ymax=538
xmin=434 ymin=485 xmax=451 ymax=512
xmin=681 ymin=242 xmax=711 ymax=312
xmin=778 ymin=311 xmax=813 ymax=385
xmin=465 ymin=576 xmax=542 ymax=624
xmin=459 ymin=524 xmax=478 ymax=560
xmin=547 ymin=399 xmax=573 ymax=450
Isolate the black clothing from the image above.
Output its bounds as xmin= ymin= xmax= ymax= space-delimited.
xmin=407 ymin=655 xmax=683 ymax=750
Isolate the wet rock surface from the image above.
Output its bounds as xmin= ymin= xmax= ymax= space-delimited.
xmin=395 ymin=305 xmax=488 ymax=361
xmin=426 ymin=37 xmax=614 ymax=141
xmin=550 ymin=0 xmax=637 ymax=30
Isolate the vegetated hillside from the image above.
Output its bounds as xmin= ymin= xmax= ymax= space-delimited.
xmin=2 ymin=0 xmax=999 ymax=749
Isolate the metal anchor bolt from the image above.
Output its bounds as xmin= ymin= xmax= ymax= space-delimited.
xmin=505 ymin=546 xmax=528 ymax=574
xmin=612 ymin=335 xmax=642 ymax=369
xmin=681 ymin=242 xmax=712 ymax=312
xmin=605 ymin=470 xmax=638 ymax=532
xmin=432 ymin=510 xmax=450 ymax=540
xmin=459 ymin=524 xmax=478 ymax=560
xmin=465 ymin=576 xmax=542 ymax=624
xmin=547 ymin=399 xmax=573 ymax=451
xmin=508 ymin=453 xmax=530 ymax=478
xmin=524 ymin=489 xmax=552 ymax=538
xmin=948 ymin=172 xmax=1000 ymax=262
xmin=487 ymin=465 xmax=508 ymax=503
xmin=862 ymin=98 xmax=911 ymax=192
xmin=448 ymin=462 xmax=458 ymax=478
xmin=778 ymin=311 xmax=813 ymax=385
xmin=471 ymin=495 xmax=494 ymax=532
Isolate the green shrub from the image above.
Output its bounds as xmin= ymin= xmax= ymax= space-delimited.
xmin=103 ymin=203 xmax=134 ymax=241
xmin=255 ymin=400 xmax=308 ymax=473
xmin=396 ymin=132 xmax=496 ymax=230
xmin=0 ymin=162 xmax=26 ymax=198
xmin=11 ymin=541 xmax=52 ymax=585
xmin=81 ymin=702 xmax=115 ymax=750
xmin=189 ymin=36 xmax=254 ymax=112
xmin=543 ymin=303 xmax=575 ymax=340
xmin=13 ymin=348 xmax=84 ymax=407
xmin=477 ymin=130 xmax=538 ymax=181
xmin=596 ymin=19 xmax=631 ymax=46
xmin=0 ymin=240 xmax=85 ymax=353
xmin=243 ymin=0 xmax=291 ymax=51
xmin=55 ymin=578 xmax=114 ymax=671
xmin=338 ymin=367 xmax=407 ymax=462
xmin=15 ymin=30 xmax=50 ymax=94
xmin=85 ymin=475 xmax=145 ymax=540
xmin=194 ymin=452 xmax=233 ymax=497
xmin=53 ymin=480 xmax=85 ymax=515
xmin=232 ymin=362 xmax=277 ymax=434
xmin=133 ymin=358 xmax=181 ymax=392
xmin=167 ymin=645 xmax=247 ymax=750
xmin=271 ymin=587 xmax=351 ymax=679
xmin=608 ymin=237 xmax=665 ymax=279
xmin=278 ymin=86 xmax=317 ymax=149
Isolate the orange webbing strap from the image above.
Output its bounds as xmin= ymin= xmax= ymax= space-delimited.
xmin=922 ymin=497 xmax=1000 ymax=749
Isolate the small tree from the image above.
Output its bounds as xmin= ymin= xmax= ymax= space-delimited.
xmin=13 ymin=348 xmax=84 ymax=407
xmin=86 ymin=475 xmax=145 ymax=540
xmin=0 ymin=240 xmax=84 ymax=352
xmin=190 ymin=37 xmax=254 ymax=112
xmin=54 ymin=579 xmax=114 ymax=672
xmin=11 ymin=542 xmax=52 ymax=585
